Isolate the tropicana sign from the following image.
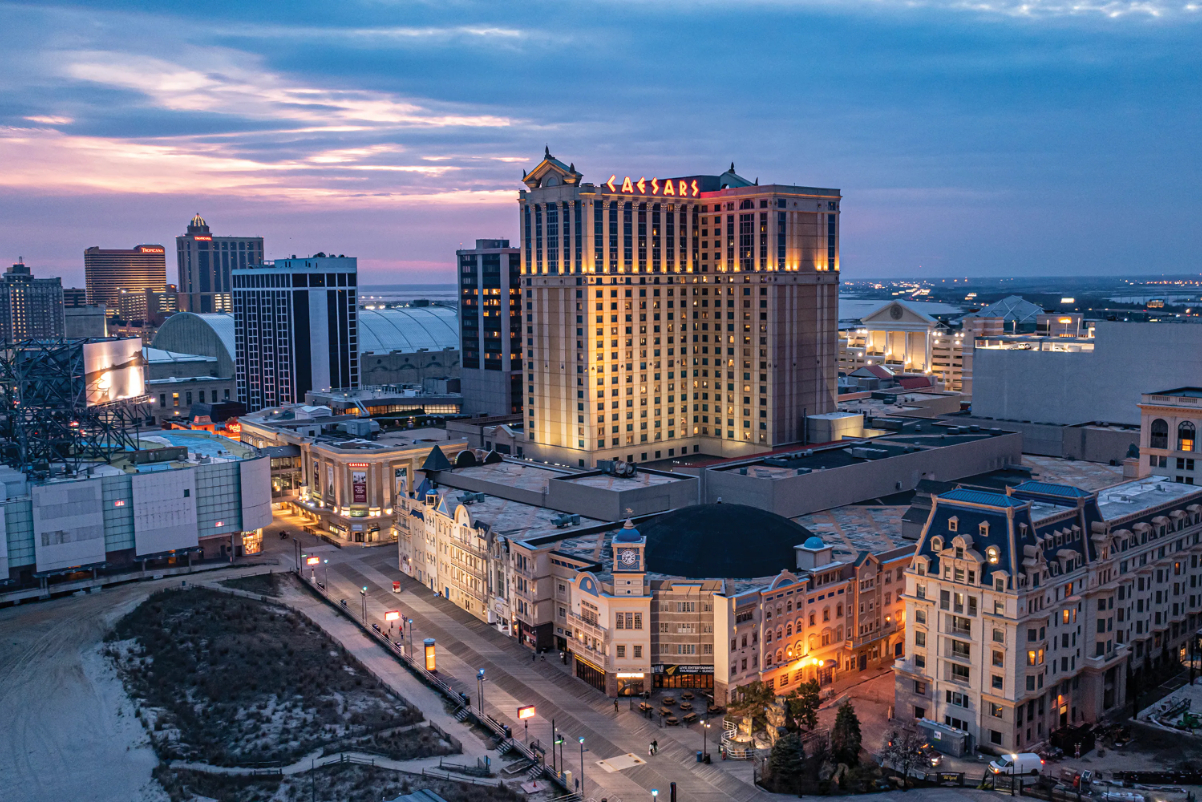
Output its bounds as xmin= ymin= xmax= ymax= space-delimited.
xmin=605 ymin=176 xmax=700 ymax=197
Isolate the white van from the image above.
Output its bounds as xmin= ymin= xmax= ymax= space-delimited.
xmin=988 ymin=753 xmax=1045 ymax=776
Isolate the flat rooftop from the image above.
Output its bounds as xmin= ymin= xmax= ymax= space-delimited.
xmin=559 ymin=469 xmax=684 ymax=490
xmin=1095 ymin=477 xmax=1202 ymax=522
xmin=791 ymin=455 xmax=1125 ymax=558
xmin=435 ymin=489 xmax=602 ymax=540
xmin=316 ymin=426 xmax=459 ymax=453
xmin=717 ymin=428 xmax=1012 ymax=479
xmin=452 ymin=461 xmax=573 ymax=493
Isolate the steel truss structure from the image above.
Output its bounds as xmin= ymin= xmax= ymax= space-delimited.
xmin=0 ymin=339 xmax=151 ymax=476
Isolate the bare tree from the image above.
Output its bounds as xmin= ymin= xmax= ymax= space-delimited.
xmin=880 ymin=724 xmax=928 ymax=791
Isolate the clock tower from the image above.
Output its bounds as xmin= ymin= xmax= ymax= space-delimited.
xmin=612 ymin=519 xmax=646 ymax=596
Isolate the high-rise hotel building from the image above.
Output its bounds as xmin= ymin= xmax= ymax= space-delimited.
xmin=233 ymin=255 xmax=359 ymax=412
xmin=84 ymin=244 xmax=167 ymax=312
xmin=518 ymin=151 xmax=840 ymax=467
xmin=177 ymin=214 xmax=265 ymax=313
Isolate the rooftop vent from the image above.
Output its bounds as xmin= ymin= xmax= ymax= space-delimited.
xmin=551 ymin=512 xmax=580 ymax=528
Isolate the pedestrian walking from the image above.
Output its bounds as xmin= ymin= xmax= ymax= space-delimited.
xmin=648 ymin=743 xmax=654 ymax=757
xmin=614 ymin=699 xmax=619 ymax=713
xmin=652 ymin=739 xmax=658 ymax=755
xmin=531 ymin=651 xmax=536 ymax=663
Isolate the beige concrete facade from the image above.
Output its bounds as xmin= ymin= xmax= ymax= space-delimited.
xmin=1139 ymin=388 xmax=1202 ymax=485
xmin=518 ymin=154 xmax=840 ymax=468
xmin=894 ymin=476 xmax=1202 ymax=755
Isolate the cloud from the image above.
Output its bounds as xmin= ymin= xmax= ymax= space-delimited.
xmin=24 ymin=115 xmax=73 ymax=125
xmin=59 ymin=49 xmax=513 ymax=129
xmin=615 ymin=0 xmax=1200 ymax=18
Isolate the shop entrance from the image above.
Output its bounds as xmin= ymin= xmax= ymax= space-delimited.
xmin=574 ymin=657 xmax=606 ymax=694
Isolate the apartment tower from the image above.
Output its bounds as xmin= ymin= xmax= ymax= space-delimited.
xmin=457 ymin=239 xmax=523 ymax=416
xmin=518 ymin=151 xmax=840 ymax=467
xmin=0 ymin=260 xmax=65 ymax=342
xmin=233 ymin=255 xmax=359 ymax=412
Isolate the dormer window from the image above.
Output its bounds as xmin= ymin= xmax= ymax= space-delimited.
xmin=979 ymin=522 xmax=990 ymax=538
xmin=986 ymin=546 xmax=1000 ymax=565
xmin=955 ymin=547 xmax=964 ymax=559
xmin=948 ymin=517 xmax=959 ymax=533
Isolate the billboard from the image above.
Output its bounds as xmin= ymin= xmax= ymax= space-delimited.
xmin=83 ymin=339 xmax=145 ymax=406
xmin=131 ymin=470 xmax=198 ymax=556
xmin=352 ymin=470 xmax=367 ymax=503
xmin=240 ymin=458 xmax=272 ymax=531
xmin=32 ymin=480 xmax=106 ymax=572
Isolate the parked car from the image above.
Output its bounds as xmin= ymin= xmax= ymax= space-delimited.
xmin=921 ymin=745 xmax=942 ymax=767
xmin=989 ymin=753 xmax=1045 ymax=776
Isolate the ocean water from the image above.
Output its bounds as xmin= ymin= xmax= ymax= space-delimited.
xmin=360 ymin=284 xmax=457 ymax=304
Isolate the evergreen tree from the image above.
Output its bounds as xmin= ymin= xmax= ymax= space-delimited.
xmin=768 ymin=731 xmax=807 ymax=794
xmin=830 ymin=700 xmax=863 ymax=766
xmin=788 ymin=679 xmax=821 ymax=732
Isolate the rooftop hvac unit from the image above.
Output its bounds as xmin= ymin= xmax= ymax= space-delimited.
xmin=551 ymin=513 xmax=580 ymax=528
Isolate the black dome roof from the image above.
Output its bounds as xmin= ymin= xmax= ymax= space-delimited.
xmin=640 ymin=503 xmax=813 ymax=579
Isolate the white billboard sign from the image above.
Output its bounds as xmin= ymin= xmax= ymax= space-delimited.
xmin=32 ymin=480 xmax=105 ymax=572
xmin=132 ymin=470 xmax=198 ymax=556
xmin=240 ymin=458 xmax=272 ymax=532
xmin=83 ymin=339 xmax=145 ymax=406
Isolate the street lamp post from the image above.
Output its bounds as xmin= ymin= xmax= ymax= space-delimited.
xmin=406 ymin=618 xmax=414 ymax=660
xmin=293 ymin=538 xmax=300 ymax=573
xmin=652 ymin=790 xmax=659 ymax=801
xmin=551 ymin=719 xmax=557 ymax=773
xmin=322 ymin=559 xmax=329 ymax=592
xmin=578 ymin=737 xmax=585 ymax=795
xmin=703 ymin=718 xmax=711 ymax=760
xmin=360 ymin=586 xmax=367 ymax=623
xmin=477 ymin=669 xmax=486 ymax=717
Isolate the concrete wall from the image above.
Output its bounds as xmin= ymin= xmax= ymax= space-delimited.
xmin=428 ymin=464 xmax=698 ymax=521
xmin=547 ymin=472 xmax=699 ymax=521
xmin=973 ymin=321 xmax=1202 ymax=426
xmin=704 ymin=432 xmax=1023 ymax=518
xmin=943 ymin=414 xmax=1138 ymax=463
xmin=460 ymin=367 xmax=516 ymax=416
xmin=360 ymin=348 xmax=461 ymax=386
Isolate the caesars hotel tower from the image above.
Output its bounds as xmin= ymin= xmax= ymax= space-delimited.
xmin=519 ymin=150 xmax=840 ymax=467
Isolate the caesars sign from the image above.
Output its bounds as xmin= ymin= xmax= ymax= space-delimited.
xmin=604 ymin=175 xmax=700 ymax=197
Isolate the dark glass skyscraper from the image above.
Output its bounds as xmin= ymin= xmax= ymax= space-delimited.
xmin=457 ymin=239 xmax=522 ymax=416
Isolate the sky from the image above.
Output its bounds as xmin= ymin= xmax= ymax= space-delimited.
xmin=0 ymin=1 xmax=1198 ymax=287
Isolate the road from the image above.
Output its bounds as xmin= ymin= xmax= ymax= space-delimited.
xmin=266 ymin=512 xmax=769 ymax=801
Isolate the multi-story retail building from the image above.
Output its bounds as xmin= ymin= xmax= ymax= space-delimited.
xmin=457 ymin=239 xmax=522 ymax=416
xmin=0 ymin=260 xmax=64 ymax=342
xmin=177 ymin=214 xmax=264 ymax=313
xmin=83 ymin=244 xmax=167 ymax=312
xmin=517 ymin=152 xmax=841 ymax=467
xmin=238 ymin=404 xmax=466 ymax=543
xmin=894 ymin=476 xmax=1202 ymax=754
xmin=233 ymin=255 xmax=359 ymax=412
xmin=0 ymin=431 xmax=272 ymax=593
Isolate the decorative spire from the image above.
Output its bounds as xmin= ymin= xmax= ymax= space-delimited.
xmin=729 ymin=162 xmax=736 ymax=173
xmin=545 ymin=145 xmax=551 ymax=158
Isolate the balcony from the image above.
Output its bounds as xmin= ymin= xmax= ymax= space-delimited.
xmin=568 ymin=611 xmax=607 ymax=640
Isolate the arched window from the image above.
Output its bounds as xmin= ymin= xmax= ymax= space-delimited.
xmin=1150 ymin=418 xmax=1169 ymax=449
xmin=765 ymin=630 xmax=773 ymax=644
xmin=786 ymin=623 xmax=793 ymax=636
xmin=1179 ymin=421 xmax=1196 ymax=452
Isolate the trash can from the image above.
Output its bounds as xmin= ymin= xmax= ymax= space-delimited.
xmin=696 ymin=751 xmax=703 ymax=763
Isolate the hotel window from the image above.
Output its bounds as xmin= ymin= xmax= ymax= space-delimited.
xmin=534 ymin=205 xmax=543 ymax=270
xmin=547 ymin=203 xmax=559 ymax=273
xmin=827 ymin=213 xmax=837 ymax=267
xmin=637 ymin=203 xmax=647 ymax=270
xmin=665 ymin=208 xmax=675 ymax=270
xmin=777 ymin=211 xmax=786 ymax=267
xmin=609 ymin=202 xmax=619 ymax=271
xmin=1180 ymin=421 xmax=1196 ymax=452
xmin=1151 ymin=418 xmax=1169 ymax=449
xmin=623 ymin=202 xmax=633 ymax=269
xmin=651 ymin=204 xmax=661 ymax=271
xmin=594 ymin=202 xmax=604 ymax=266
xmin=573 ymin=200 xmax=582 ymax=271
xmin=739 ymin=214 xmax=753 ymax=271
xmin=758 ymin=212 xmax=767 ymax=267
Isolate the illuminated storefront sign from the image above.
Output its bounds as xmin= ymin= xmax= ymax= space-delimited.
xmin=193 ymin=236 xmax=212 ymax=241
xmin=605 ymin=175 xmax=700 ymax=197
